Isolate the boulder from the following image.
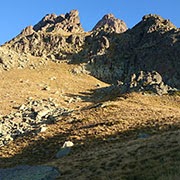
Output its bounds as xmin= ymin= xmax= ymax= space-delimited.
xmin=56 ymin=141 xmax=74 ymax=158
xmin=122 ymin=71 xmax=172 ymax=95
xmin=0 ymin=98 xmax=71 ymax=146
xmin=0 ymin=165 xmax=60 ymax=180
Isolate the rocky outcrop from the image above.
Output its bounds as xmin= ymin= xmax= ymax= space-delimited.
xmin=93 ymin=14 xmax=127 ymax=33
xmin=21 ymin=25 xmax=34 ymax=36
xmin=0 ymin=47 xmax=31 ymax=71
xmin=33 ymin=10 xmax=84 ymax=33
xmin=33 ymin=13 xmax=58 ymax=32
xmin=84 ymin=14 xmax=180 ymax=91
xmin=0 ymin=98 xmax=71 ymax=146
xmin=9 ymin=32 xmax=85 ymax=59
xmin=0 ymin=165 xmax=60 ymax=180
xmin=121 ymin=71 xmax=174 ymax=95
xmin=2 ymin=10 xmax=85 ymax=60
xmin=141 ymin=14 xmax=176 ymax=33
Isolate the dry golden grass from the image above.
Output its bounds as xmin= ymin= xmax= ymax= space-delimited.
xmin=0 ymin=59 xmax=108 ymax=115
xmin=0 ymin=59 xmax=180 ymax=179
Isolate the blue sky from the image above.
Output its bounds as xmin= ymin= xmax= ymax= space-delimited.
xmin=0 ymin=0 xmax=179 ymax=45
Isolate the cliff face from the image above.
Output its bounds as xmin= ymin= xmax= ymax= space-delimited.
xmin=1 ymin=10 xmax=85 ymax=62
xmin=82 ymin=14 xmax=180 ymax=93
xmin=1 ymin=10 xmax=180 ymax=94
xmin=33 ymin=10 xmax=84 ymax=33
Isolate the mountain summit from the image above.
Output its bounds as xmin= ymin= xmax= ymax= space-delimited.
xmin=0 ymin=10 xmax=179 ymax=94
xmin=92 ymin=13 xmax=127 ymax=33
xmin=33 ymin=10 xmax=84 ymax=33
xmin=0 ymin=10 xmax=180 ymax=180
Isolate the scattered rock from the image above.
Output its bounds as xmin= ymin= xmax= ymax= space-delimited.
xmin=62 ymin=141 xmax=74 ymax=148
xmin=0 ymin=165 xmax=60 ymax=180
xmin=56 ymin=141 xmax=74 ymax=158
xmin=42 ymin=85 xmax=50 ymax=91
xmin=40 ymin=126 xmax=47 ymax=133
xmin=138 ymin=133 xmax=150 ymax=139
xmin=49 ymin=76 xmax=56 ymax=80
xmin=71 ymin=65 xmax=88 ymax=74
xmin=122 ymin=71 xmax=172 ymax=95
xmin=0 ymin=99 xmax=72 ymax=146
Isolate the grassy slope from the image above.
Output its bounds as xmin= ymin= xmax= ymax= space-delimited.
xmin=0 ymin=59 xmax=180 ymax=179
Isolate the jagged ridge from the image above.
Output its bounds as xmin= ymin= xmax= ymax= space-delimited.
xmin=0 ymin=10 xmax=179 ymax=94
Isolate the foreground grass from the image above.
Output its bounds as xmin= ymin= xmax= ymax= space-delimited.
xmin=0 ymin=61 xmax=180 ymax=179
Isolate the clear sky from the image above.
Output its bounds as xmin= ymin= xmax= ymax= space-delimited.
xmin=0 ymin=0 xmax=180 ymax=45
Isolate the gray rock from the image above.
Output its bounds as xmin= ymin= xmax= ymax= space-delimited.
xmin=138 ymin=133 xmax=150 ymax=139
xmin=1 ymin=11 xmax=179 ymax=94
xmin=93 ymin=13 xmax=127 ymax=33
xmin=33 ymin=13 xmax=57 ymax=32
xmin=56 ymin=141 xmax=74 ymax=158
xmin=0 ymin=165 xmax=60 ymax=180
xmin=21 ymin=26 xmax=34 ymax=36
xmin=33 ymin=10 xmax=84 ymax=33
xmin=36 ymin=109 xmax=50 ymax=120
xmin=56 ymin=147 xmax=71 ymax=158
xmin=62 ymin=141 xmax=74 ymax=148
xmin=121 ymin=71 xmax=172 ymax=95
xmin=100 ymin=36 xmax=110 ymax=49
xmin=0 ymin=99 xmax=72 ymax=146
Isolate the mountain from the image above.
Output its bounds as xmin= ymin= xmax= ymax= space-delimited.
xmin=0 ymin=10 xmax=180 ymax=180
xmin=1 ymin=10 xmax=179 ymax=95
xmin=83 ymin=14 xmax=180 ymax=95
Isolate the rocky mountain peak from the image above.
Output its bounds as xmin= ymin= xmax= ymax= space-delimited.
xmin=33 ymin=14 xmax=57 ymax=32
xmin=33 ymin=10 xmax=84 ymax=33
xmin=92 ymin=13 xmax=128 ymax=33
xmin=103 ymin=14 xmax=116 ymax=19
xmin=65 ymin=10 xmax=79 ymax=21
xmin=44 ymin=13 xmax=57 ymax=22
xmin=137 ymin=14 xmax=177 ymax=33
xmin=21 ymin=26 xmax=35 ymax=36
xmin=1 ymin=10 xmax=179 ymax=94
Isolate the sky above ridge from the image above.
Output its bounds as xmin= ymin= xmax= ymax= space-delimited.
xmin=0 ymin=0 xmax=180 ymax=45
